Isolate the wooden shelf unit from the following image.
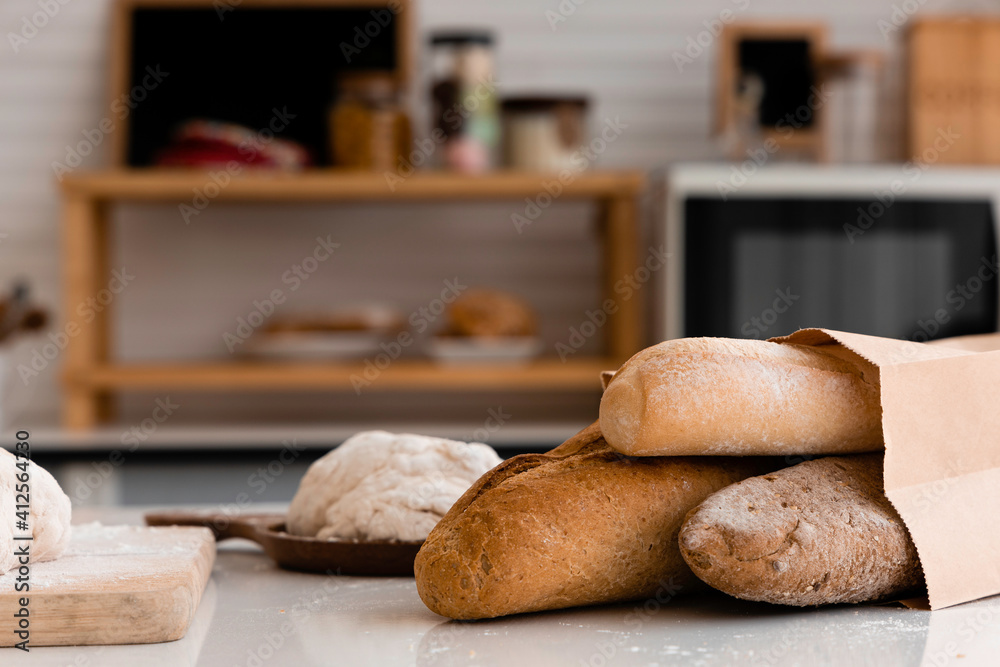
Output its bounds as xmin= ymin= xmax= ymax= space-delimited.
xmin=68 ymin=359 xmax=617 ymax=391
xmin=59 ymin=169 xmax=644 ymax=430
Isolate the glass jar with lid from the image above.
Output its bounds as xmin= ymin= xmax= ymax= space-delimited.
xmin=501 ymin=96 xmax=589 ymax=172
xmin=429 ymin=31 xmax=499 ymax=173
xmin=329 ymin=70 xmax=411 ymax=171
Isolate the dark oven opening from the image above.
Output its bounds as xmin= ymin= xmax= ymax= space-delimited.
xmin=683 ymin=197 xmax=998 ymax=342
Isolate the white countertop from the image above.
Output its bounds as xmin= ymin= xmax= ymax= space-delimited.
xmin=6 ymin=508 xmax=1000 ymax=667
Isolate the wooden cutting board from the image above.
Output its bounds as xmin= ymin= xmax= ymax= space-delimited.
xmin=0 ymin=523 xmax=215 ymax=647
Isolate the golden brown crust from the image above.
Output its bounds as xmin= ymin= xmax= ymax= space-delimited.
xmin=413 ymin=422 xmax=774 ymax=619
xmin=679 ymin=454 xmax=924 ymax=606
xmin=599 ymin=338 xmax=883 ymax=456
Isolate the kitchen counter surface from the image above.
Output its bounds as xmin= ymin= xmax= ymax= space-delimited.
xmin=7 ymin=507 xmax=1000 ymax=667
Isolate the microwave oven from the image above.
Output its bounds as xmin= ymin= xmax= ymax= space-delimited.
xmin=661 ymin=165 xmax=1000 ymax=342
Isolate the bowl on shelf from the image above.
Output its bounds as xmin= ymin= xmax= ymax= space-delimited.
xmin=245 ymin=307 xmax=404 ymax=362
xmin=425 ymin=336 xmax=544 ymax=365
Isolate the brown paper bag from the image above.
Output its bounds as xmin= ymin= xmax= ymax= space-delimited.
xmin=771 ymin=328 xmax=1000 ymax=610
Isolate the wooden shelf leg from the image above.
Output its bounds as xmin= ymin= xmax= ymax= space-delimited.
xmin=96 ymin=391 xmax=117 ymax=423
xmin=62 ymin=196 xmax=111 ymax=429
xmin=602 ymin=194 xmax=642 ymax=362
xmin=93 ymin=201 xmax=116 ymax=423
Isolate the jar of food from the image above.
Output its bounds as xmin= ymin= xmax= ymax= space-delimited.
xmin=429 ymin=31 xmax=499 ymax=173
xmin=329 ymin=71 xmax=411 ymax=171
xmin=501 ymin=96 xmax=589 ymax=172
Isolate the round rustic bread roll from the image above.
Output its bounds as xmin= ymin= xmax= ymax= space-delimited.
xmin=414 ymin=422 xmax=776 ymax=619
xmin=679 ymin=454 xmax=924 ymax=606
xmin=600 ymin=337 xmax=883 ymax=456
xmin=0 ymin=448 xmax=72 ymax=572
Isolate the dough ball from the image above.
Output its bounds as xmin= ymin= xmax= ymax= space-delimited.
xmin=287 ymin=432 xmax=502 ymax=542
xmin=0 ymin=448 xmax=72 ymax=572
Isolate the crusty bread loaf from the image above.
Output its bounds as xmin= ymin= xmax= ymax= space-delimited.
xmin=599 ymin=337 xmax=883 ymax=456
xmin=679 ymin=454 xmax=923 ymax=606
xmin=413 ymin=422 xmax=774 ymax=619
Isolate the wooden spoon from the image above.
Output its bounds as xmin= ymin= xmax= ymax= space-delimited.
xmin=145 ymin=511 xmax=422 ymax=576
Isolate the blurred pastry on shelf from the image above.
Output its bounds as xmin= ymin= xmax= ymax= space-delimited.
xmin=246 ymin=306 xmax=404 ymax=361
xmin=429 ymin=289 xmax=542 ymax=365
xmin=442 ymin=288 xmax=536 ymax=338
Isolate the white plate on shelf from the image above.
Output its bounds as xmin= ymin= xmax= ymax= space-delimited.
xmin=426 ymin=337 xmax=544 ymax=365
xmin=245 ymin=331 xmax=388 ymax=361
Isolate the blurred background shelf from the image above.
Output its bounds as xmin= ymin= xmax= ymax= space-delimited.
xmin=67 ymin=358 xmax=613 ymax=391
xmin=60 ymin=168 xmax=643 ymax=429
xmin=61 ymin=169 xmax=645 ymax=201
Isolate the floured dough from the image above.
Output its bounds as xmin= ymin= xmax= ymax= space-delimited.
xmin=0 ymin=448 xmax=72 ymax=572
xmin=287 ymin=431 xmax=502 ymax=542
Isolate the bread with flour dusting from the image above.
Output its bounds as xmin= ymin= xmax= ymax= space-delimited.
xmin=599 ymin=337 xmax=882 ymax=456
xmin=679 ymin=454 xmax=923 ymax=605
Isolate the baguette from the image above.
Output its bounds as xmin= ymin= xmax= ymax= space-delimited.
xmin=413 ymin=422 xmax=774 ymax=619
xmin=679 ymin=454 xmax=923 ymax=606
xmin=599 ymin=337 xmax=882 ymax=456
